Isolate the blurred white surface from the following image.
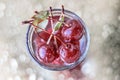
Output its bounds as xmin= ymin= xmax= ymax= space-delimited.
xmin=0 ymin=0 xmax=120 ymax=80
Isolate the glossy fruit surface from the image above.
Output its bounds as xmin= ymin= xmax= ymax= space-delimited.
xmin=25 ymin=6 xmax=90 ymax=71
xmin=32 ymin=15 xmax=83 ymax=65
xmin=61 ymin=19 xmax=83 ymax=42
xmin=36 ymin=44 xmax=56 ymax=63
xmin=59 ymin=43 xmax=80 ymax=63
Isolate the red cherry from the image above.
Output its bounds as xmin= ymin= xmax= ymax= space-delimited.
xmin=38 ymin=31 xmax=55 ymax=46
xmin=46 ymin=27 xmax=52 ymax=33
xmin=38 ymin=31 xmax=50 ymax=41
xmin=32 ymin=32 xmax=46 ymax=52
xmin=46 ymin=16 xmax=60 ymax=32
xmin=59 ymin=43 xmax=81 ymax=63
xmin=32 ymin=16 xmax=83 ymax=65
xmin=61 ymin=19 xmax=83 ymax=42
xmin=36 ymin=44 xmax=56 ymax=63
xmin=52 ymin=57 xmax=64 ymax=65
xmin=71 ymin=40 xmax=80 ymax=48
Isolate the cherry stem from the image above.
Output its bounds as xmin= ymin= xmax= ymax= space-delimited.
xmin=61 ymin=5 xmax=64 ymax=18
xmin=54 ymin=36 xmax=58 ymax=49
xmin=62 ymin=5 xmax=64 ymax=14
xmin=47 ymin=34 xmax=53 ymax=44
xmin=31 ymin=23 xmax=54 ymax=44
xmin=58 ymin=20 xmax=69 ymax=27
xmin=60 ymin=6 xmax=70 ymax=27
xmin=31 ymin=21 xmax=67 ymax=47
xmin=55 ymin=36 xmax=66 ymax=47
xmin=31 ymin=23 xmax=50 ymax=34
xmin=47 ymin=5 xmax=65 ymax=45
xmin=34 ymin=11 xmax=39 ymax=14
xmin=22 ymin=20 xmax=34 ymax=24
xmin=49 ymin=6 xmax=54 ymax=30
xmin=27 ymin=21 xmax=67 ymax=48
xmin=23 ymin=6 xmax=67 ymax=48
xmin=46 ymin=6 xmax=54 ymax=44
xmin=34 ymin=29 xmax=41 ymax=38
xmin=22 ymin=20 xmax=51 ymax=36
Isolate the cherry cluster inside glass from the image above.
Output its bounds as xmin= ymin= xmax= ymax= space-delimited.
xmin=26 ymin=7 xmax=90 ymax=71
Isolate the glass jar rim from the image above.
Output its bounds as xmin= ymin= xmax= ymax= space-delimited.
xmin=26 ymin=9 xmax=90 ymax=71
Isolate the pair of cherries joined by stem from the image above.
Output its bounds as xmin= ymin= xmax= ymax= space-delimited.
xmin=23 ymin=6 xmax=83 ymax=65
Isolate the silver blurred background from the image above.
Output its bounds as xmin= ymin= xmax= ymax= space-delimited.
xmin=0 ymin=0 xmax=120 ymax=80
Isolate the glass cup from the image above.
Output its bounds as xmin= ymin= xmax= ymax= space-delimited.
xmin=26 ymin=9 xmax=90 ymax=71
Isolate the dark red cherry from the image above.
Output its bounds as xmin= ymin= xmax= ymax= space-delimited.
xmin=38 ymin=31 xmax=55 ymax=46
xmin=38 ymin=31 xmax=50 ymax=41
xmin=32 ymin=32 xmax=46 ymax=51
xmin=46 ymin=27 xmax=52 ymax=34
xmin=36 ymin=44 xmax=56 ymax=63
xmin=71 ymin=40 xmax=80 ymax=48
xmin=59 ymin=43 xmax=80 ymax=63
xmin=52 ymin=57 xmax=64 ymax=65
xmin=61 ymin=19 xmax=83 ymax=42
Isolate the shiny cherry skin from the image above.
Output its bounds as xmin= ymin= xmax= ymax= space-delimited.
xmin=38 ymin=31 xmax=50 ymax=41
xmin=59 ymin=43 xmax=80 ymax=63
xmin=32 ymin=17 xmax=83 ymax=65
xmin=36 ymin=44 xmax=56 ymax=63
xmin=61 ymin=19 xmax=83 ymax=42
xmin=32 ymin=32 xmax=46 ymax=52
xmin=52 ymin=57 xmax=64 ymax=65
